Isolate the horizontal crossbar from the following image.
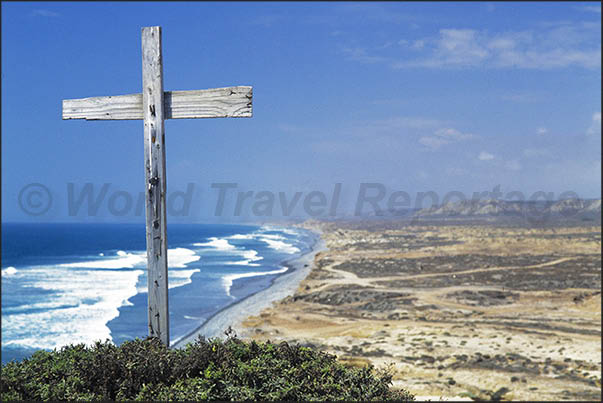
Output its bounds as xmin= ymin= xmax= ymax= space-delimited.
xmin=62 ymin=86 xmax=252 ymax=120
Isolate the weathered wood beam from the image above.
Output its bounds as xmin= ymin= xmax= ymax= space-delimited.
xmin=142 ymin=26 xmax=169 ymax=346
xmin=62 ymin=86 xmax=252 ymax=120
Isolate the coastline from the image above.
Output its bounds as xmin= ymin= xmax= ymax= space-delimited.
xmin=171 ymin=227 xmax=326 ymax=348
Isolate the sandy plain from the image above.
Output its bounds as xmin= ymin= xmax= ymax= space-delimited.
xmin=239 ymin=220 xmax=601 ymax=400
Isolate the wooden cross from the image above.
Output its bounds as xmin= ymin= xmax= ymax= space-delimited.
xmin=62 ymin=26 xmax=252 ymax=346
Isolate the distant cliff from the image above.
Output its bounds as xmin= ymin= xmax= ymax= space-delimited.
xmin=414 ymin=198 xmax=601 ymax=221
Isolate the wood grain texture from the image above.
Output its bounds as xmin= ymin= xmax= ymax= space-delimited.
xmin=63 ymin=93 xmax=142 ymax=120
xmin=165 ymin=86 xmax=252 ymax=119
xmin=62 ymin=86 xmax=252 ymax=120
xmin=142 ymin=26 xmax=170 ymax=346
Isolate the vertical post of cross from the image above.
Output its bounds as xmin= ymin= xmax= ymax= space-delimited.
xmin=141 ymin=26 xmax=169 ymax=345
xmin=63 ymin=26 xmax=252 ymax=346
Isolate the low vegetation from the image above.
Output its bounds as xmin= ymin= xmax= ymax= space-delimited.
xmin=1 ymin=334 xmax=414 ymax=401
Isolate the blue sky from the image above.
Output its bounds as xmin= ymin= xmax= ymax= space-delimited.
xmin=2 ymin=2 xmax=601 ymax=222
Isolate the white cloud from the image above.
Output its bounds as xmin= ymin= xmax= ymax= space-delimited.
xmin=397 ymin=29 xmax=488 ymax=68
xmin=488 ymin=37 xmax=516 ymax=50
xmin=392 ymin=22 xmax=601 ymax=70
xmin=32 ymin=9 xmax=60 ymax=17
xmin=586 ymin=112 xmax=601 ymax=135
xmin=478 ymin=151 xmax=495 ymax=161
xmin=476 ymin=152 xmax=523 ymax=171
xmin=438 ymin=29 xmax=489 ymax=64
xmin=537 ymin=127 xmax=548 ymax=135
xmin=420 ymin=127 xmax=475 ymax=149
xmin=341 ymin=47 xmax=387 ymax=64
xmin=399 ymin=39 xmax=425 ymax=50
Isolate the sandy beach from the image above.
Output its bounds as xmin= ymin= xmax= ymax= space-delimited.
xmin=172 ymin=230 xmax=326 ymax=348
xmin=240 ymin=219 xmax=601 ymax=400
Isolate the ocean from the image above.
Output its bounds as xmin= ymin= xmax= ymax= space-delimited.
xmin=1 ymin=223 xmax=317 ymax=364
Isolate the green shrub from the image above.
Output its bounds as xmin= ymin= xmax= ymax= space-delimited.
xmin=1 ymin=335 xmax=414 ymax=401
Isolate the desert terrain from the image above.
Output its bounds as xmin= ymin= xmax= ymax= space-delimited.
xmin=240 ymin=220 xmax=601 ymax=400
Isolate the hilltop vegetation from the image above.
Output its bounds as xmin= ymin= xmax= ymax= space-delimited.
xmin=1 ymin=335 xmax=414 ymax=401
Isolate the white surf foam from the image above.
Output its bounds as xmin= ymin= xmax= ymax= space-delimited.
xmin=223 ymin=260 xmax=261 ymax=267
xmin=260 ymin=225 xmax=300 ymax=236
xmin=2 ymin=266 xmax=17 ymax=275
xmin=259 ymin=237 xmax=300 ymax=254
xmin=2 ymin=266 xmax=144 ymax=350
xmin=58 ymin=248 xmax=199 ymax=270
xmin=2 ymin=298 xmax=99 ymax=314
xmin=257 ymin=233 xmax=286 ymax=240
xmin=195 ymin=236 xmax=264 ymax=267
xmin=135 ymin=267 xmax=202 ymax=293
xmin=228 ymin=234 xmax=254 ymax=240
xmin=193 ymin=237 xmax=236 ymax=251
xmin=168 ymin=247 xmax=201 ymax=268
xmin=59 ymin=250 xmax=146 ymax=269
xmin=224 ymin=249 xmax=264 ymax=266
xmin=221 ymin=266 xmax=288 ymax=297
xmin=241 ymin=249 xmax=261 ymax=261
xmin=228 ymin=231 xmax=300 ymax=255
xmin=4 ymin=246 xmax=202 ymax=350
xmin=168 ymin=268 xmax=201 ymax=289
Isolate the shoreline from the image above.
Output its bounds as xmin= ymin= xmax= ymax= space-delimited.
xmin=171 ymin=227 xmax=326 ymax=348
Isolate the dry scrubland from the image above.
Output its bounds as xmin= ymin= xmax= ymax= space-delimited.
xmin=241 ymin=220 xmax=601 ymax=400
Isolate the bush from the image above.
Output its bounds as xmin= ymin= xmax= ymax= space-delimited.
xmin=1 ymin=336 xmax=414 ymax=401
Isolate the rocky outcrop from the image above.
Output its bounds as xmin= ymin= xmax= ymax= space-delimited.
xmin=415 ymin=198 xmax=601 ymax=218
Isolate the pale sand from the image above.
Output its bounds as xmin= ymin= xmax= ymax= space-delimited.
xmin=172 ymin=231 xmax=326 ymax=348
